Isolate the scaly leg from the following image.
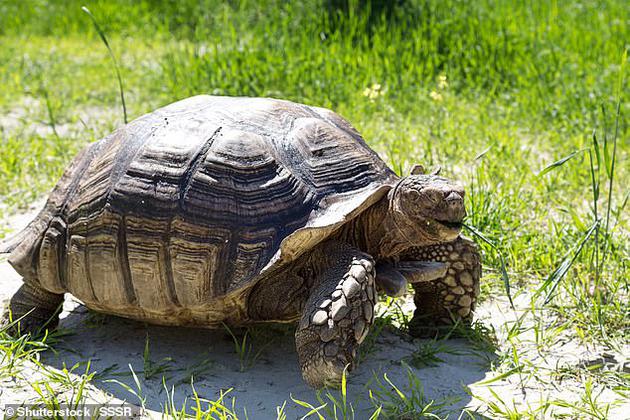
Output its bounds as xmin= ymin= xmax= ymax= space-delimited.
xmin=2 ymin=280 xmax=64 ymax=335
xmin=295 ymin=241 xmax=376 ymax=388
xmin=405 ymin=235 xmax=481 ymax=337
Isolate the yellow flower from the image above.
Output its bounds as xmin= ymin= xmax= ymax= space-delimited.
xmin=438 ymin=74 xmax=448 ymax=89
xmin=429 ymin=90 xmax=443 ymax=102
xmin=362 ymin=83 xmax=383 ymax=101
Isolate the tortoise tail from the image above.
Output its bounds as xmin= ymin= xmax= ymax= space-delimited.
xmin=0 ymin=228 xmax=29 ymax=254
xmin=2 ymin=209 xmax=54 ymax=254
xmin=1 ymin=208 xmax=52 ymax=278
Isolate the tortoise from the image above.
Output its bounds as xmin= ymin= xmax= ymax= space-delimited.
xmin=1 ymin=95 xmax=481 ymax=387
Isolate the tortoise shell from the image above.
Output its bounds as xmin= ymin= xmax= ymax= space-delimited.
xmin=4 ymin=95 xmax=398 ymax=323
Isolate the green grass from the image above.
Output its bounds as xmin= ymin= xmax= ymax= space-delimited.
xmin=0 ymin=0 xmax=628 ymax=418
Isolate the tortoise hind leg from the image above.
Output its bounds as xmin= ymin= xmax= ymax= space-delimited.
xmin=407 ymin=235 xmax=481 ymax=338
xmin=295 ymin=241 xmax=376 ymax=388
xmin=2 ymin=281 xmax=64 ymax=335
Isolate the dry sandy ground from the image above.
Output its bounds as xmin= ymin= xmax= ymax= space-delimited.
xmin=0 ymin=203 xmax=627 ymax=419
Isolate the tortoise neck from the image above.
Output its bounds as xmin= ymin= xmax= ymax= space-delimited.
xmin=342 ymin=193 xmax=408 ymax=260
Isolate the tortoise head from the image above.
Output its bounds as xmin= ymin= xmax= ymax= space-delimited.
xmin=388 ymin=172 xmax=466 ymax=245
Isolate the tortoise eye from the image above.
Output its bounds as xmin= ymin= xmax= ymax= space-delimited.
xmin=426 ymin=189 xmax=442 ymax=203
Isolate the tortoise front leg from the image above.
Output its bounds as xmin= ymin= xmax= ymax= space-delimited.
xmin=405 ymin=235 xmax=481 ymax=337
xmin=375 ymin=261 xmax=449 ymax=297
xmin=295 ymin=241 xmax=376 ymax=388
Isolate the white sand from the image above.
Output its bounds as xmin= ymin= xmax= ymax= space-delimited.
xmin=1 ymin=204 xmax=627 ymax=418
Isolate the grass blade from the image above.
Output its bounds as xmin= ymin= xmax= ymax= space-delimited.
xmin=464 ymin=224 xmax=514 ymax=309
xmin=604 ymin=48 xmax=625 ymax=237
xmin=81 ymin=6 xmax=128 ymax=124
xmin=473 ymin=365 xmax=524 ymax=385
xmin=535 ymin=221 xmax=599 ymax=305
xmin=537 ymin=149 xmax=588 ymax=177
xmin=474 ymin=146 xmax=492 ymax=161
xmin=291 ymin=394 xmax=327 ymax=420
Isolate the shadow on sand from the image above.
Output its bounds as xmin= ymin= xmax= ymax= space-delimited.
xmin=38 ymin=297 xmax=493 ymax=419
